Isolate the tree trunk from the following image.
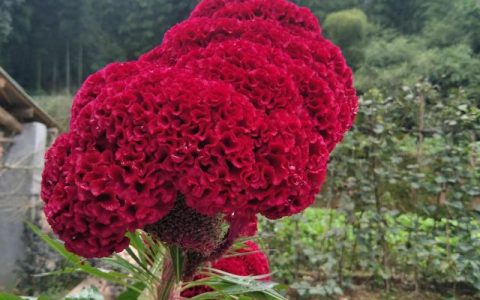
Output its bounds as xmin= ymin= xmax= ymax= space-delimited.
xmin=52 ymin=55 xmax=58 ymax=93
xmin=65 ymin=41 xmax=71 ymax=94
xmin=36 ymin=54 xmax=42 ymax=92
xmin=77 ymin=44 xmax=83 ymax=89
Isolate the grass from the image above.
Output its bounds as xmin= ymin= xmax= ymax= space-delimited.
xmin=33 ymin=93 xmax=73 ymax=130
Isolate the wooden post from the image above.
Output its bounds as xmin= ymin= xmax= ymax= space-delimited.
xmin=0 ymin=77 xmax=12 ymax=106
xmin=0 ymin=77 xmax=6 ymax=89
xmin=0 ymin=106 xmax=23 ymax=133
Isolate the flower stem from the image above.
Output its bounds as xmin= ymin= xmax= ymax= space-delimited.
xmin=157 ymin=246 xmax=184 ymax=300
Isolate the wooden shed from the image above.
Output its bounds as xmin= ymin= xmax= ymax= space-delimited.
xmin=0 ymin=66 xmax=63 ymax=134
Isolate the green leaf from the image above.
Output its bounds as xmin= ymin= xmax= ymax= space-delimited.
xmin=25 ymin=222 xmax=81 ymax=265
xmin=0 ymin=293 xmax=24 ymax=300
xmin=102 ymin=255 xmax=154 ymax=285
xmin=189 ymin=268 xmax=287 ymax=300
xmin=169 ymin=246 xmax=184 ymax=283
xmin=126 ymin=231 xmax=152 ymax=266
xmin=26 ymin=222 xmax=132 ymax=288
xmin=117 ymin=282 xmax=146 ymax=300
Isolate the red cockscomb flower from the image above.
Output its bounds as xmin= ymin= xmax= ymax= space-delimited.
xmin=41 ymin=0 xmax=357 ymax=260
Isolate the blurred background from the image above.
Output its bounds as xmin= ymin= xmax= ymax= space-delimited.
xmin=0 ymin=0 xmax=479 ymax=299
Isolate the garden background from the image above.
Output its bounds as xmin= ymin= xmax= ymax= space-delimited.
xmin=0 ymin=0 xmax=479 ymax=299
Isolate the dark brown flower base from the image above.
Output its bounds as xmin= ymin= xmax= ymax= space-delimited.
xmin=145 ymin=195 xmax=243 ymax=279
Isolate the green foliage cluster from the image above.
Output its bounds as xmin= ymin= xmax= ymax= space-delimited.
xmin=260 ymin=208 xmax=480 ymax=298
xmin=265 ymin=80 xmax=478 ymax=297
xmin=260 ymin=79 xmax=479 ymax=298
xmin=422 ymin=0 xmax=480 ymax=52
xmin=323 ymin=9 xmax=369 ymax=68
xmin=0 ymin=0 xmax=197 ymax=93
xmin=356 ymin=39 xmax=480 ymax=100
xmin=324 ymin=9 xmax=369 ymax=46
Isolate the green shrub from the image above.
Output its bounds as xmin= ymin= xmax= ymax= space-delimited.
xmin=260 ymin=208 xmax=480 ymax=298
xmin=323 ymin=9 xmax=369 ymax=68
xmin=34 ymin=94 xmax=73 ymax=129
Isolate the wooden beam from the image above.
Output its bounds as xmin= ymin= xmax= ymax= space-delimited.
xmin=0 ymin=106 xmax=23 ymax=133
xmin=0 ymin=138 xmax=14 ymax=143
xmin=0 ymin=77 xmax=12 ymax=106
xmin=0 ymin=67 xmax=64 ymax=131
xmin=0 ymin=77 xmax=6 ymax=89
xmin=10 ymin=107 xmax=35 ymax=120
xmin=0 ymin=77 xmax=16 ymax=106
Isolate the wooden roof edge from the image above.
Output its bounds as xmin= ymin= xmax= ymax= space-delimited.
xmin=0 ymin=66 xmax=65 ymax=132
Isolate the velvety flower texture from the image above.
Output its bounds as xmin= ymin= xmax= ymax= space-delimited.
xmin=41 ymin=0 xmax=357 ymax=258
xmin=181 ymin=241 xmax=270 ymax=298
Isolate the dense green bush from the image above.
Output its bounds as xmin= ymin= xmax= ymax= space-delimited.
xmin=323 ymin=9 xmax=369 ymax=68
xmin=422 ymin=0 xmax=480 ymax=52
xmin=356 ymin=39 xmax=480 ymax=98
xmin=259 ymin=81 xmax=479 ymax=298
xmin=260 ymin=208 xmax=480 ymax=298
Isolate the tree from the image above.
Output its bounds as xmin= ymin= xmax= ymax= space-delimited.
xmin=323 ymin=9 xmax=369 ymax=68
xmin=423 ymin=0 xmax=480 ymax=52
xmin=0 ymin=0 xmax=23 ymax=45
xmin=96 ymin=0 xmax=197 ymax=59
xmin=364 ymin=0 xmax=425 ymax=34
xmin=295 ymin=0 xmax=360 ymax=21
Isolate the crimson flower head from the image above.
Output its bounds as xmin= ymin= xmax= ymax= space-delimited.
xmin=41 ymin=0 xmax=357 ymax=259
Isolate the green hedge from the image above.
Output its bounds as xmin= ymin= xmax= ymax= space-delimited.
xmin=260 ymin=208 xmax=480 ymax=298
